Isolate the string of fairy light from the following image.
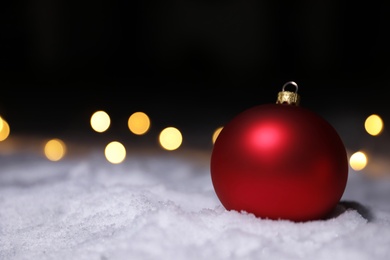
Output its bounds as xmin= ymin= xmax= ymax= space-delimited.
xmin=0 ymin=110 xmax=385 ymax=176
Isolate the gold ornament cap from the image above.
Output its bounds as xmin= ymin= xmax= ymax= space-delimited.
xmin=276 ymin=81 xmax=300 ymax=106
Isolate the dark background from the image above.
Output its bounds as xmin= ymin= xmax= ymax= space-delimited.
xmin=1 ymin=1 xmax=390 ymax=149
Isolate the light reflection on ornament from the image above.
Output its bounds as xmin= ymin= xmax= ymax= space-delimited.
xmin=249 ymin=123 xmax=286 ymax=150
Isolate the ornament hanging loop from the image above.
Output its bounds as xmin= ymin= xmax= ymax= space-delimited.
xmin=282 ymin=81 xmax=298 ymax=93
xmin=276 ymin=81 xmax=300 ymax=106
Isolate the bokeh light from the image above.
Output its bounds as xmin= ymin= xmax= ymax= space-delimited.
xmin=159 ymin=127 xmax=182 ymax=151
xmin=349 ymin=151 xmax=368 ymax=171
xmin=364 ymin=114 xmax=383 ymax=136
xmin=128 ymin=111 xmax=151 ymax=135
xmin=0 ymin=116 xmax=3 ymax=132
xmin=90 ymin=110 xmax=111 ymax=133
xmin=105 ymin=141 xmax=126 ymax=164
xmin=44 ymin=138 xmax=66 ymax=161
xmin=0 ymin=119 xmax=10 ymax=142
xmin=212 ymin=126 xmax=223 ymax=144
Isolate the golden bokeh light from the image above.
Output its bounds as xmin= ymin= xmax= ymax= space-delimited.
xmin=364 ymin=114 xmax=383 ymax=136
xmin=0 ymin=116 xmax=3 ymax=132
xmin=212 ymin=126 xmax=223 ymax=144
xmin=159 ymin=127 xmax=182 ymax=151
xmin=44 ymin=138 xmax=66 ymax=161
xmin=90 ymin=110 xmax=111 ymax=133
xmin=105 ymin=141 xmax=126 ymax=164
xmin=349 ymin=151 xmax=367 ymax=171
xmin=128 ymin=111 xmax=151 ymax=135
xmin=0 ymin=119 xmax=10 ymax=142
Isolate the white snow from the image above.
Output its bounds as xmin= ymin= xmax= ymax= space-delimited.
xmin=1 ymin=149 xmax=390 ymax=260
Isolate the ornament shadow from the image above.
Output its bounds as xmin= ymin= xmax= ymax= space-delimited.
xmin=325 ymin=200 xmax=374 ymax=222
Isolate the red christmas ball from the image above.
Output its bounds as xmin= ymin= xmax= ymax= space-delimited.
xmin=210 ymin=83 xmax=348 ymax=222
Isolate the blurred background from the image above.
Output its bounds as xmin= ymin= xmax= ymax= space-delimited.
xmin=1 ymin=1 xmax=389 ymax=170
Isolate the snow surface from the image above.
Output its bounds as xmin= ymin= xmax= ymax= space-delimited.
xmin=1 ymin=149 xmax=390 ymax=260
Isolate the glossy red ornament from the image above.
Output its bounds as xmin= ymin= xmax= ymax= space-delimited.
xmin=210 ymin=82 xmax=349 ymax=222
